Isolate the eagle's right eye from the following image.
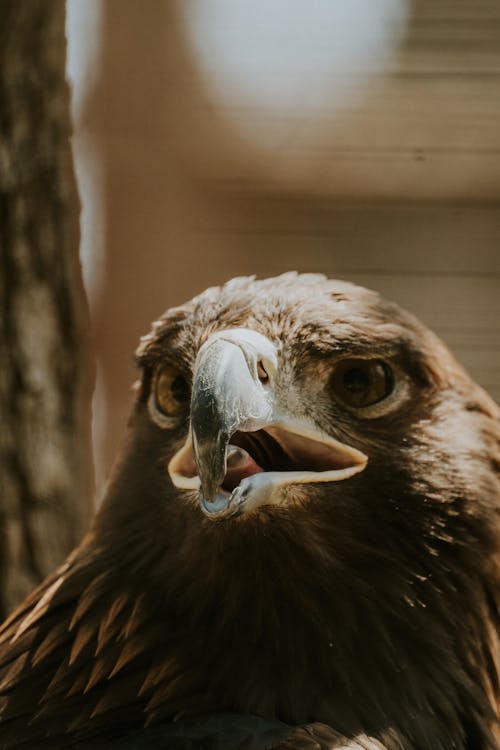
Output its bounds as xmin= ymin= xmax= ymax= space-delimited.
xmin=330 ymin=358 xmax=395 ymax=410
xmin=154 ymin=364 xmax=190 ymax=417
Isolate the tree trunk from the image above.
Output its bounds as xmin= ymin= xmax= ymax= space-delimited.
xmin=0 ymin=0 xmax=94 ymax=619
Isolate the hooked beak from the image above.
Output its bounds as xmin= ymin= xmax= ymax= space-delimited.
xmin=169 ymin=329 xmax=367 ymax=520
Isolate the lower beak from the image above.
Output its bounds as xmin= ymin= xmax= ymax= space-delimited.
xmin=168 ymin=329 xmax=367 ymax=519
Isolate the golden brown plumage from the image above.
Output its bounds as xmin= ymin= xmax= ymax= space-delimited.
xmin=0 ymin=273 xmax=499 ymax=749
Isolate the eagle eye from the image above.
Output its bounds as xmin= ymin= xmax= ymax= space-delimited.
xmin=154 ymin=364 xmax=190 ymax=417
xmin=331 ymin=358 xmax=394 ymax=409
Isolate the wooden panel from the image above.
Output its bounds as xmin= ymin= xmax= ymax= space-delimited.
xmin=171 ymin=0 xmax=500 ymax=200
xmin=198 ymin=199 xmax=500 ymax=274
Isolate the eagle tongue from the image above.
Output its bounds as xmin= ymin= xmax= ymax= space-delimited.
xmin=222 ymin=446 xmax=264 ymax=493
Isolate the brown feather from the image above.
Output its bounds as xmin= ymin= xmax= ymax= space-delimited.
xmin=95 ymin=593 xmax=129 ymax=655
xmin=44 ymin=654 xmax=72 ymax=697
xmin=0 ymin=652 xmax=30 ymax=693
xmin=69 ymin=572 xmax=110 ymax=631
xmin=121 ymin=593 xmax=148 ymax=640
xmin=108 ymin=636 xmax=148 ymax=679
xmin=69 ymin=621 xmax=96 ymax=666
xmin=138 ymin=656 xmax=179 ymax=697
xmin=31 ymin=619 xmax=71 ymax=667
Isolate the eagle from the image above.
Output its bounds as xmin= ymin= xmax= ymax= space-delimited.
xmin=0 ymin=273 xmax=499 ymax=750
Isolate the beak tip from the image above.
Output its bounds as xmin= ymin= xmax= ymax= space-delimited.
xmin=195 ymin=444 xmax=227 ymax=503
xmin=199 ymin=482 xmax=218 ymax=506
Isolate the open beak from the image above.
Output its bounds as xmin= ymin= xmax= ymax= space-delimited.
xmin=168 ymin=329 xmax=368 ymax=520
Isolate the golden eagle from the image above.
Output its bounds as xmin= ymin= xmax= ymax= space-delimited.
xmin=0 ymin=273 xmax=499 ymax=749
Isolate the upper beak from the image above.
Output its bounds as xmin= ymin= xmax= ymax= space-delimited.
xmin=168 ymin=328 xmax=367 ymax=520
xmin=190 ymin=329 xmax=277 ymax=508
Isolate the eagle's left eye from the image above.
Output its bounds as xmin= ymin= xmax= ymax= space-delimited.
xmin=330 ymin=358 xmax=394 ymax=409
xmin=154 ymin=364 xmax=190 ymax=417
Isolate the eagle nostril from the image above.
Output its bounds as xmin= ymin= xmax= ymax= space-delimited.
xmin=257 ymin=360 xmax=269 ymax=383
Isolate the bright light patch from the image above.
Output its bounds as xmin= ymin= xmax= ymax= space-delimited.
xmin=179 ymin=0 xmax=408 ymax=152
xmin=66 ymin=0 xmax=102 ymax=122
xmin=65 ymin=0 xmax=104 ymax=304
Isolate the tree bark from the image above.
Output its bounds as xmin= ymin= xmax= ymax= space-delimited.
xmin=0 ymin=0 xmax=94 ymax=619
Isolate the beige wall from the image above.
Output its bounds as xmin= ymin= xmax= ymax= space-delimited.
xmin=77 ymin=0 xmax=500 ymax=486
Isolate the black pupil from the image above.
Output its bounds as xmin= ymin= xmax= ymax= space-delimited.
xmin=171 ymin=375 xmax=189 ymax=403
xmin=334 ymin=359 xmax=394 ymax=408
xmin=343 ymin=367 xmax=371 ymax=394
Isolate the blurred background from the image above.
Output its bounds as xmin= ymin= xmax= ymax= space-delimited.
xmin=66 ymin=0 xmax=500 ymax=493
